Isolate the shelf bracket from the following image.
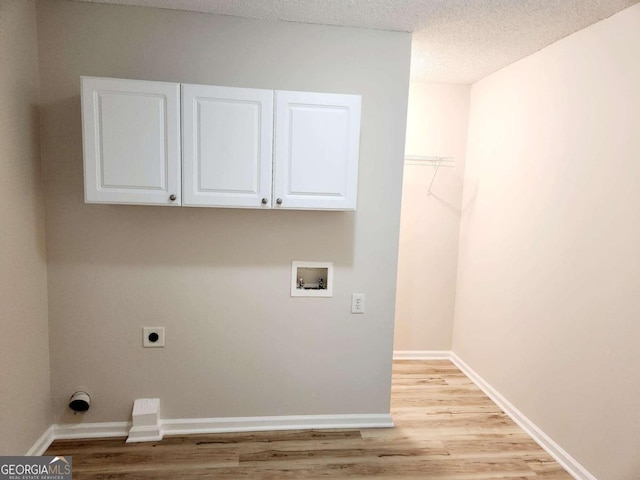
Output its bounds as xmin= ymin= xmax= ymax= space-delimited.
xmin=404 ymin=155 xmax=455 ymax=195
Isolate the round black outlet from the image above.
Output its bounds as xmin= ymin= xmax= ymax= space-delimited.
xmin=148 ymin=332 xmax=159 ymax=343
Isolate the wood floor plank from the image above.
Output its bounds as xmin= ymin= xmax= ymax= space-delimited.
xmin=45 ymin=360 xmax=573 ymax=479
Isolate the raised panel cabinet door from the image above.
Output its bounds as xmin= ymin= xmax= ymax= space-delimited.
xmin=274 ymin=90 xmax=361 ymax=211
xmin=182 ymin=84 xmax=274 ymax=208
xmin=81 ymin=77 xmax=181 ymax=205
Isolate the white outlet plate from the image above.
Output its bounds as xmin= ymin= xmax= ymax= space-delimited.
xmin=351 ymin=294 xmax=365 ymax=314
xmin=143 ymin=327 xmax=165 ymax=348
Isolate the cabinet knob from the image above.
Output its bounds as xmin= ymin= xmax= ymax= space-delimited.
xmin=169 ymin=194 xmax=176 ymax=201
xmin=276 ymin=198 xmax=283 ymax=205
xmin=261 ymin=198 xmax=268 ymax=205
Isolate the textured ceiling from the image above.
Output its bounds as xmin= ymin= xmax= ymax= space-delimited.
xmin=72 ymin=0 xmax=639 ymax=84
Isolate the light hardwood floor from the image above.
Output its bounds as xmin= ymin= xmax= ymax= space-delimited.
xmin=45 ymin=360 xmax=573 ymax=479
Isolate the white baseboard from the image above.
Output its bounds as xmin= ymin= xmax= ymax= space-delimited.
xmin=395 ymin=350 xmax=596 ymax=480
xmin=161 ymin=413 xmax=393 ymax=436
xmin=393 ymin=350 xmax=452 ymax=360
xmin=25 ymin=422 xmax=129 ymax=455
xmin=126 ymin=425 xmax=163 ymax=443
xmin=54 ymin=421 xmax=130 ymax=440
xmin=450 ymin=353 xmax=597 ymax=480
xmin=27 ymin=413 xmax=392 ymax=453
xmin=25 ymin=425 xmax=55 ymax=456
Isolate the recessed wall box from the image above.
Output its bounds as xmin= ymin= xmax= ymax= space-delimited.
xmin=291 ymin=261 xmax=333 ymax=297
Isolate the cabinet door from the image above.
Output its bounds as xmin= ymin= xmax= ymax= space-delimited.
xmin=182 ymin=84 xmax=273 ymax=208
xmin=81 ymin=77 xmax=181 ymax=205
xmin=274 ymin=91 xmax=361 ymax=211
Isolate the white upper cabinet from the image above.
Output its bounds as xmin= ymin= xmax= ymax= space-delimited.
xmin=81 ymin=77 xmax=181 ymax=206
xmin=81 ymin=77 xmax=361 ymax=210
xmin=182 ymin=84 xmax=273 ymax=208
xmin=274 ymin=90 xmax=361 ymax=211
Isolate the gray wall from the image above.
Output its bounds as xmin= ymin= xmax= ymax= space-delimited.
xmin=36 ymin=0 xmax=411 ymax=423
xmin=0 ymin=0 xmax=51 ymax=454
xmin=454 ymin=4 xmax=640 ymax=479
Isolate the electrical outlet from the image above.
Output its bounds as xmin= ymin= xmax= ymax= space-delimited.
xmin=143 ymin=327 xmax=165 ymax=348
xmin=351 ymin=294 xmax=365 ymax=314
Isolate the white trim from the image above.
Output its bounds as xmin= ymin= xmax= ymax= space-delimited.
xmin=54 ymin=421 xmax=130 ymax=440
xmin=450 ymin=353 xmax=597 ymax=480
xmin=161 ymin=413 xmax=393 ymax=436
xmin=126 ymin=425 xmax=163 ymax=443
xmin=26 ymin=414 xmax=392 ymax=453
xmin=393 ymin=350 xmax=452 ymax=360
xmin=25 ymin=425 xmax=55 ymax=456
